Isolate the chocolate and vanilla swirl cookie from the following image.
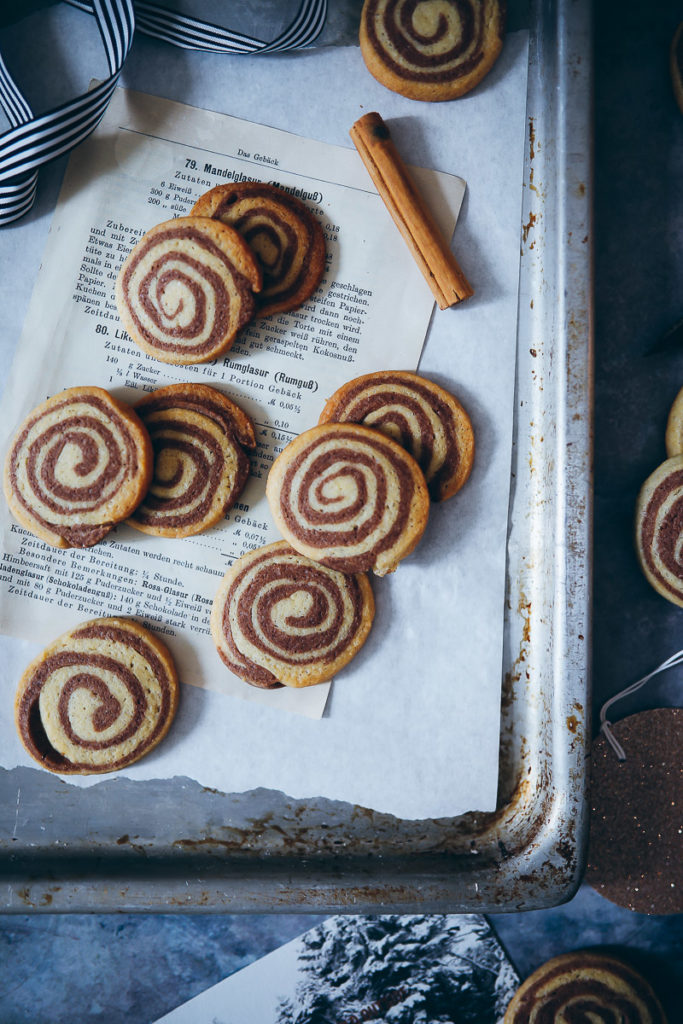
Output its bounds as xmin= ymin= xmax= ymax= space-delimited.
xmin=504 ymin=951 xmax=668 ymax=1024
xmin=319 ymin=371 xmax=474 ymax=501
xmin=664 ymin=384 xmax=683 ymax=456
xmin=266 ymin=423 xmax=429 ymax=576
xmin=129 ymin=383 xmax=254 ymax=538
xmin=15 ymin=618 xmax=179 ymax=774
xmin=115 ymin=217 xmax=261 ymax=364
xmin=635 ymin=455 xmax=683 ymax=607
xmin=191 ymin=182 xmax=326 ymax=319
xmin=211 ymin=541 xmax=375 ymax=688
xmin=360 ymin=0 xmax=506 ymax=101
xmin=3 ymin=386 xmax=152 ymax=549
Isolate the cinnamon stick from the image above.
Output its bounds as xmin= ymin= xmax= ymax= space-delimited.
xmin=350 ymin=111 xmax=473 ymax=309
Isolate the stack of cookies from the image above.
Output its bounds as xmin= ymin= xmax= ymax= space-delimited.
xmin=265 ymin=369 xmax=475 ymax=576
xmin=4 ymin=180 xmax=330 ymax=550
xmin=115 ymin=182 xmax=326 ymax=365
xmin=211 ymin=369 xmax=475 ymax=689
xmin=4 ymin=382 xmax=256 ymax=548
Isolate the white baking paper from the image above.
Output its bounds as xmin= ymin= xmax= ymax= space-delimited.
xmin=0 ymin=31 xmax=529 ymax=819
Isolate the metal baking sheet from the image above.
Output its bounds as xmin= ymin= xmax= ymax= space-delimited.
xmin=0 ymin=0 xmax=592 ymax=913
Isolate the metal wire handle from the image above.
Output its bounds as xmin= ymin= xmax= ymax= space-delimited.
xmin=599 ymin=648 xmax=683 ymax=759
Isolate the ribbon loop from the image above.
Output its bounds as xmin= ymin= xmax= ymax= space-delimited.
xmin=0 ymin=0 xmax=327 ymax=225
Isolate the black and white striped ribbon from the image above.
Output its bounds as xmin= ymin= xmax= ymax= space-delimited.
xmin=0 ymin=0 xmax=327 ymax=226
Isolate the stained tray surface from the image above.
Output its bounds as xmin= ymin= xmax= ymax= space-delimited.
xmin=0 ymin=0 xmax=592 ymax=912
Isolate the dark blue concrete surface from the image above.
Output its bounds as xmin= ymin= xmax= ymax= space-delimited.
xmin=0 ymin=890 xmax=681 ymax=1022
xmin=1 ymin=2 xmax=682 ymax=1022
xmin=591 ymin=1 xmax=683 ymax=728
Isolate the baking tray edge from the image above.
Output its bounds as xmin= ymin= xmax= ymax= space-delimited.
xmin=0 ymin=0 xmax=594 ymax=913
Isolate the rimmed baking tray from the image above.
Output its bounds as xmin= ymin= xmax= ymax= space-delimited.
xmin=0 ymin=0 xmax=593 ymax=913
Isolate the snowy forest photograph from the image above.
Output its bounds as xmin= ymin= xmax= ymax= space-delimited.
xmin=155 ymin=914 xmax=519 ymax=1024
xmin=274 ymin=915 xmax=518 ymax=1024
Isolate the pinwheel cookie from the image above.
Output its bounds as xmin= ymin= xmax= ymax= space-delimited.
xmin=115 ymin=216 xmax=261 ymax=364
xmin=504 ymin=951 xmax=667 ymax=1024
xmin=15 ymin=617 xmax=179 ymax=774
xmin=129 ymin=383 xmax=254 ymax=538
xmin=319 ymin=371 xmax=474 ymax=501
xmin=664 ymin=384 xmax=683 ymax=456
xmin=635 ymin=455 xmax=683 ymax=607
xmin=3 ymin=386 xmax=152 ymax=549
xmin=266 ymin=423 xmax=429 ymax=576
xmin=359 ymin=0 xmax=506 ymax=101
xmin=191 ymin=182 xmax=326 ymax=318
xmin=211 ymin=541 xmax=375 ymax=689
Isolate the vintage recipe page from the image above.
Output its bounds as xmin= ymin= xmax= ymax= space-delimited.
xmin=0 ymin=34 xmax=529 ymax=818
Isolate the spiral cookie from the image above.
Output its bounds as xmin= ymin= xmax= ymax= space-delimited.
xmin=3 ymin=386 xmax=152 ymax=549
xmin=359 ymin=0 xmax=506 ymax=101
xmin=211 ymin=541 xmax=375 ymax=688
xmin=15 ymin=617 xmax=179 ymax=774
xmin=128 ymin=383 xmax=255 ymax=538
xmin=266 ymin=423 xmax=429 ymax=576
xmin=115 ymin=216 xmax=261 ymax=364
xmin=664 ymin=384 xmax=683 ymax=456
xmin=319 ymin=371 xmax=474 ymax=501
xmin=503 ymin=952 xmax=667 ymax=1024
xmin=191 ymin=182 xmax=326 ymax=319
xmin=635 ymin=455 xmax=683 ymax=607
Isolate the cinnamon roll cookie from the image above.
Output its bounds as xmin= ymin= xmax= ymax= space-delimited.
xmin=359 ymin=0 xmax=506 ymax=102
xmin=319 ymin=371 xmax=474 ymax=501
xmin=129 ymin=383 xmax=254 ymax=538
xmin=191 ymin=182 xmax=326 ymax=318
xmin=15 ymin=617 xmax=179 ymax=774
xmin=635 ymin=455 xmax=683 ymax=607
xmin=115 ymin=216 xmax=261 ymax=364
xmin=211 ymin=541 xmax=375 ymax=688
xmin=504 ymin=951 xmax=667 ymax=1024
xmin=266 ymin=423 xmax=429 ymax=576
xmin=3 ymin=386 xmax=152 ymax=549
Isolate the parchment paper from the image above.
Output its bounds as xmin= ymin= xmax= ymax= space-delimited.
xmin=0 ymin=28 xmax=529 ymax=819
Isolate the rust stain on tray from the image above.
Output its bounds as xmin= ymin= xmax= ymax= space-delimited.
xmin=522 ymin=211 xmax=537 ymax=244
xmin=113 ymin=833 xmax=148 ymax=856
xmin=502 ymin=593 xmax=533 ymax=700
xmin=14 ymin=886 xmax=56 ymax=908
